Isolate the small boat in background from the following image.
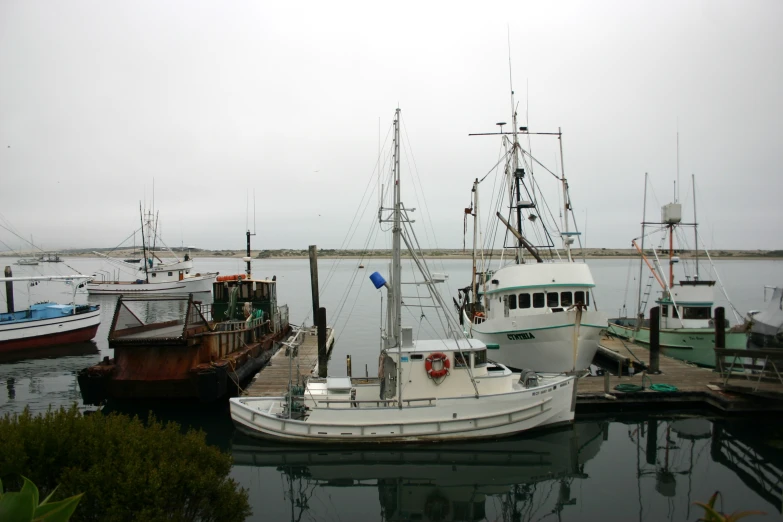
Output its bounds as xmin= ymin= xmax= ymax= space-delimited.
xmin=86 ymin=205 xmax=217 ymax=295
xmin=37 ymin=252 xmax=62 ymax=263
xmin=14 ymin=258 xmax=39 ymax=266
xmin=0 ymin=274 xmax=100 ymax=353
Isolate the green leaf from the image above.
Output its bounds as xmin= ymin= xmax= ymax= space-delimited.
xmin=39 ymin=486 xmax=59 ymax=506
xmin=694 ymin=501 xmax=724 ymax=522
xmin=0 ymin=491 xmax=36 ymax=521
xmin=20 ymin=476 xmax=40 ymax=508
xmin=725 ymin=510 xmax=767 ymax=522
xmin=33 ymin=494 xmax=83 ymax=522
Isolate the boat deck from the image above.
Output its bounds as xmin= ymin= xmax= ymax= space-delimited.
xmin=243 ymin=326 xmax=335 ymax=397
xmin=577 ymin=334 xmax=783 ymax=413
xmin=119 ymin=324 xmax=184 ymax=339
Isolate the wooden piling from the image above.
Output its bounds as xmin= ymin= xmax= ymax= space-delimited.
xmin=649 ymin=306 xmax=660 ymax=373
xmin=715 ymin=306 xmax=725 ymax=349
xmin=308 ymin=246 xmax=319 ymax=326
xmin=317 ymin=307 xmax=328 ymax=378
xmin=646 ymin=419 xmax=657 ymax=465
xmin=346 ymin=355 xmax=352 ymax=377
xmin=4 ymin=266 xmax=13 ymax=313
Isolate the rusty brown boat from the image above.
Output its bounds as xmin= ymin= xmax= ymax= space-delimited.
xmin=78 ymin=264 xmax=291 ymax=404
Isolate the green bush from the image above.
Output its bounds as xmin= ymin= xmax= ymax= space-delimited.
xmin=0 ymin=406 xmax=250 ymax=522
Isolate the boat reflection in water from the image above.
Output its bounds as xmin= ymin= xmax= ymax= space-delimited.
xmin=233 ymin=421 xmax=607 ymax=521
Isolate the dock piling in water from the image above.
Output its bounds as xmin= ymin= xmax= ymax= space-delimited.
xmin=4 ymin=266 xmax=13 ymax=313
xmin=308 ymin=245 xmax=320 ymax=325
xmin=317 ymin=307 xmax=328 ymax=378
xmin=346 ymin=355 xmax=352 ymax=377
xmin=649 ymin=306 xmax=660 ymax=373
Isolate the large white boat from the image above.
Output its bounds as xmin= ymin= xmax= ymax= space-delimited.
xmin=457 ymin=89 xmax=606 ymax=373
xmin=86 ymin=205 xmax=217 ymax=295
xmin=230 ymin=109 xmax=577 ymax=443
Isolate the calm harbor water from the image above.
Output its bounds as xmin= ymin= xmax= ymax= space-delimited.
xmin=1 ymin=256 xmax=782 ymax=521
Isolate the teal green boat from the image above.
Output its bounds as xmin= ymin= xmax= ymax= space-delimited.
xmin=609 ymin=175 xmax=747 ymax=368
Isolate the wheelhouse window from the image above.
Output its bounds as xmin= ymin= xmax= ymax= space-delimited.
xmin=661 ymin=305 xmax=668 ymax=317
xmin=520 ymin=293 xmax=531 ymax=309
xmin=473 ymin=349 xmax=487 ymax=368
xmin=168 ymin=272 xmax=173 ymax=276
xmin=560 ymin=292 xmax=573 ymax=307
xmin=547 ymin=292 xmax=559 ymax=307
xmin=533 ymin=293 xmax=545 ymax=308
xmin=454 ymin=352 xmax=469 ymax=369
xmin=574 ymin=291 xmax=584 ymax=305
xmin=508 ymin=294 xmax=517 ymax=310
xmin=683 ymin=307 xmax=711 ymax=320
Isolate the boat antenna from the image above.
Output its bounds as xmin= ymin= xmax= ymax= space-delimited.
xmin=246 ymin=189 xmax=256 ymax=279
xmin=676 ymin=123 xmax=680 ymax=203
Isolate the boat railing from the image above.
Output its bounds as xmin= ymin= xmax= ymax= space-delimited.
xmin=315 ymin=397 xmax=436 ymax=408
xmin=273 ymin=305 xmax=290 ymax=333
xmin=715 ymin=348 xmax=783 ymax=392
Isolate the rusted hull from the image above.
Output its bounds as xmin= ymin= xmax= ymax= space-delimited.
xmin=78 ymin=325 xmax=291 ymax=405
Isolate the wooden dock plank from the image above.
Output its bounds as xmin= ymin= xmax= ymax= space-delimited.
xmin=242 ymin=326 xmax=335 ymax=397
xmin=576 ymin=334 xmax=783 ymax=413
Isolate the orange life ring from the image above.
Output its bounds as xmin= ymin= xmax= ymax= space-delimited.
xmin=474 ymin=311 xmax=484 ymax=317
xmin=217 ymin=274 xmax=246 ymax=282
xmin=425 ymin=352 xmax=450 ymax=379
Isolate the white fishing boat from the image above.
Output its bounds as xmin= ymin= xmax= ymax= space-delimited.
xmin=230 ymin=109 xmax=577 ymax=443
xmin=456 ymin=88 xmax=607 ymax=373
xmin=0 ymin=274 xmax=100 ymax=353
xmin=86 ymin=205 xmax=217 ymax=295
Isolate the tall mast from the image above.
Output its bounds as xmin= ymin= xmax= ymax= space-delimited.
xmin=509 ymin=87 xmax=524 ymax=264
xmin=559 ymin=127 xmax=572 ymax=262
xmin=139 ymin=202 xmax=149 ymax=283
xmin=392 ymin=108 xmax=403 ymax=410
xmin=471 ymin=179 xmax=479 ymax=302
xmin=692 ymin=174 xmax=698 ymax=280
xmin=636 ymin=173 xmax=648 ymax=320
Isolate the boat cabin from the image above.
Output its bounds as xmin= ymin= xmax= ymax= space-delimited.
xmin=212 ymin=276 xmax=279 ymax=324
xmin=657 ymin=280 xmax=718 ymax=329
xmin=474 ymin=263 xmax=595 ymax=324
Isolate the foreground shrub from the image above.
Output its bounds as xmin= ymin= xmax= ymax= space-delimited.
xmin=0 ymin=406 xmax=250 ymax=522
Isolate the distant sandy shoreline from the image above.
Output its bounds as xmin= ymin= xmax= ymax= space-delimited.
xmin=2 ymin=250 xmax=782 ymax=261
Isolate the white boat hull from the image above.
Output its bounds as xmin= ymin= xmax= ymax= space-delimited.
xmin=230 ymin=375 xmax=576 ymax=443
xmin=468 ymin=310 xmax=607 ymax=372
xmin=86 ymin=273 xmax=218 ymax=295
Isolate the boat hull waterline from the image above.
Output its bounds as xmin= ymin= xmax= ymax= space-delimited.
xmin=86 ymin=273 xmax=217 ymax=295
xmin=607 ymin=321 xmax=746 ymax=367
xmin=230 ymin=375 xmax=576 ymax=443
xmin=0 ymin=307 xmax=101 ymax=353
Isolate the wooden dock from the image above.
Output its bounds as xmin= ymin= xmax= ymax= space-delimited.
xmin=243 ymin=326 xmax=335 ymax=397
xmin=241 ymin=327 xmax=783 ymax=414
xmin=576 ymin=333 xmax=783 ymax=413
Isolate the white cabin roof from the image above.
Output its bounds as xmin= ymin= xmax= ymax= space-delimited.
xmin=394 ymin=338 xmax=487 ymax=354
xmin=482 ymin=262 xmax=596 ymax=295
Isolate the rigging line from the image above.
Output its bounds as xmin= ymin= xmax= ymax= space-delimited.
xmin=517 ymin=144 xmax=560 ymax=182
xmin=333 ymin=213 xmax=381 ymax=342
xmin=400 ymin=119 xmax=457 ymax=300
xmin=480 ymin=144 xmax=508 ymax=257
xmin=319 ymin=133 xmax=394 ymax=296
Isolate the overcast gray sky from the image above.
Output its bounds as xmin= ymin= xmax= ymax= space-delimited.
xmin=1 ymin=0 xmax=781 ymax=252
